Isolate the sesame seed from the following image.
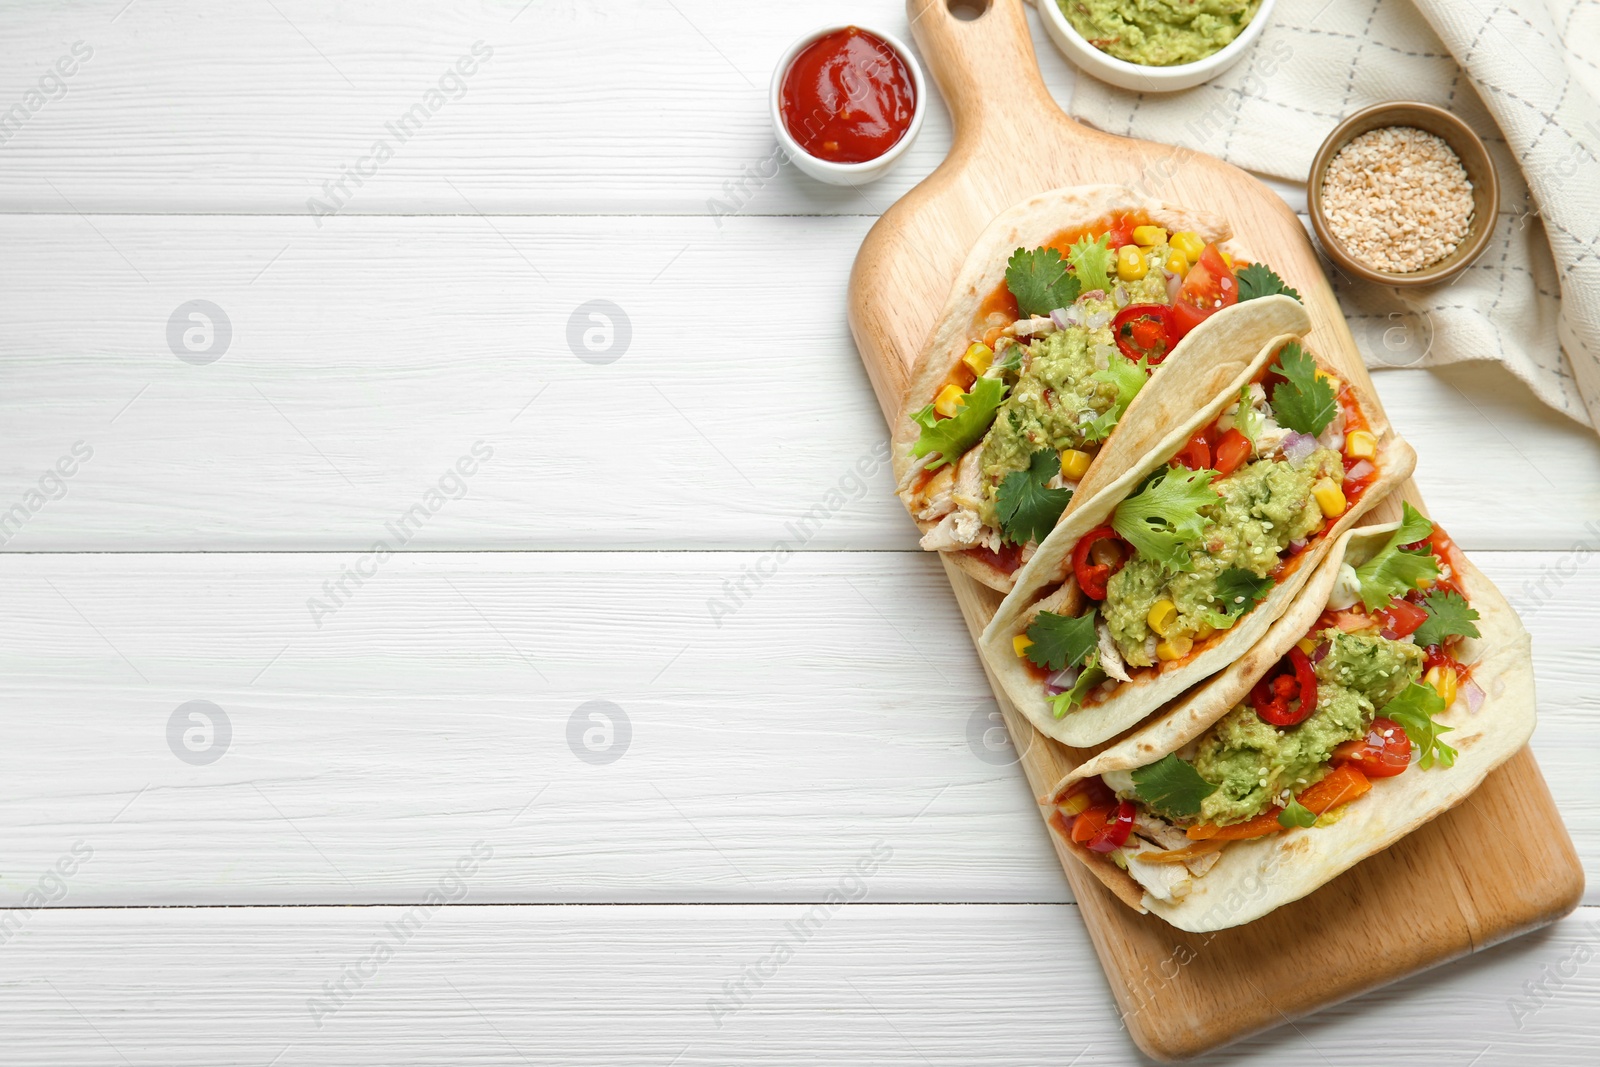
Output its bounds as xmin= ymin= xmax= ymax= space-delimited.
xmin=1321 ymin=126 xmax=1474 ymax=273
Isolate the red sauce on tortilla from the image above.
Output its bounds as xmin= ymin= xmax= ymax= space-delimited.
xmin=780 ymin=28 xmax=915 ymax=164
xmin=965 ymin=542 xmax=1024 ymax=577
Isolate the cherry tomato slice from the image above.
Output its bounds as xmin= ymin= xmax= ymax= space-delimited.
xmin=1085 ymin=800 xmax=1137 ymax=853
xmin=1072 ymin=524 xmax=1128 ymax=601
xmin=1170 ymin=429 xmax=1212 ymax=471
xmin=1069 ymin=803 xmax=1112 ymax=845
xmin=1252 ymin=646 xmax=1319 ymax=727
xmin=1332 ymin=717 xmax=1413 ymax=777
xmin=1104 ymin=215 xmax=1138 ymax=250
xmin=1213 ymin=427 xmax=1252 ymax=477
xmin=1410 ymin=524 xmax=1467 ymax=597
xmin=1111 ymin=303 xmax=1176 ymax=364
xmin=1171 ymin=245 xmax=1238 ymax=339
xmin=1375 ymin=597 xmax=1429 ymax=638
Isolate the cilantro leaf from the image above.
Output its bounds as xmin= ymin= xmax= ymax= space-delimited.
xmin=997 ymin=449 xmax=1073 ymax=545
xmin=909 ymin=376 xmax=1008 ymax=470
xmin=1232 ymin=385 xmax=1263 ymax=447
xmin=1278 ymin=797 xmax=1318 ymax=829
xmin=1082 ymin=352 xmax=1149 ymax=444
xmin=1111 ymin=466 xmax=1219 ymax=573
xmin=1131 ymin=754 xmax=1218 ymax=820
xmin=1236 ymin=262 xmax=1303 ymax=303
xmin=1382 ymin=681 xmax=1458 ymax=769
xmin=1412 ymin=590 xmax=1481 ymax=647
xmin=1005 ymin=246 xmax=1081 ymax=317
xmin=1268 ymin=341 xmax=1338 ymax=435
xmin=1049 ymin=656 xmax=1106 ymax=718
xmin=1354 ymin=503 xmax=1440 ymax=610
xmin=1024 ymin=610 xmax=1099 ymax=671
xmin=1068 ymin=233 xmax=1114 ymax=294
xmin=1214 ymin=567 xmax=1274 ymax=617
xmin=995 ymin=340 xmax=1025 ymax=373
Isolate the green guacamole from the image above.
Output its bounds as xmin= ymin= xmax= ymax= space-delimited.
xmin=1190 ymin=629 xmax=1424 ymax=825
xmin=975 ymin=275 xmax=1167 ymax=526
xmin=1061 ymin=0 xmax=1262 ymax=67
xmin=1103 ymin=448 xmax=1343 ymax=667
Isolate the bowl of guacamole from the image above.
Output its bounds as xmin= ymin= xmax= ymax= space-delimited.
xmin=1040 ymin=0 xmax=1275 ymax=92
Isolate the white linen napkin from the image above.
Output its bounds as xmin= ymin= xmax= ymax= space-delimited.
xmin=1061 ymin=0 xmax=1600 ymax=429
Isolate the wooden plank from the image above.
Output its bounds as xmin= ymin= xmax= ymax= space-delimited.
xmin=2 ymin=903 xmax=1596 ymax=1065
xmin=0 ymin=549 xmax=1592 ymax=906
xmin=846 ymin=1 xmax=1580 ymax=1057
xmin=0 ymin=214 xmax=1594 ymax=552
xmin=0 ymin=0 xmax=1075 ymax=216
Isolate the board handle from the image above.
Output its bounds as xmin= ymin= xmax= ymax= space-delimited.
xmin=906 ymin=0 xmax=1068 ymax=146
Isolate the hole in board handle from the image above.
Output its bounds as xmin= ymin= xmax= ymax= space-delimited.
xmin=947 ymin=0 xmax=991 ymax=21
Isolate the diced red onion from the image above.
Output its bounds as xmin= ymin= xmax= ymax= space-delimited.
xmin=1044 ymin=667 xmax=1081 ymax=695
xmin=1346 ymin=459 xmax=1375 ymax=480
xmin=1282 ymin=432 xmax=1317 ymax=466
xmin=1165 ymin=271 xmax=1182 ymax=303
xmin=1051 ymin=307 xmax=1072 ymax=330
xmin=1380 ymin=628 xmax=1398 ymax=640
xmin=1288 ymin=538 xmax=1307 ymax=553
xmin=1310 ymin=640 xmax=1329 ymax=664
xmin=1113 ymin=285 xmax=1130 ymax=308
xmin=1082 ymin=289 xmax=1106 ymax=302
xmin=1463 ymin=679 xmax=1486 ymax=713
xmin=1086 ymin=309 xmax=1112 ymax=330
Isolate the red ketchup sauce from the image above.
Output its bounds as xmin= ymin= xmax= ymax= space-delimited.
xmin=780 ymin=27 xmax=915 ymax=163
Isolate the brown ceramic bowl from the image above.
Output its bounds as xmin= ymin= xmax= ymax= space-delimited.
xmin=1307 ymin=101 xmax=1499 ymax=288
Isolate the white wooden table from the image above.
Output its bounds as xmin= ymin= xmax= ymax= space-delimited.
xmin=1 ymin=2 xmax=1596 ymax=1062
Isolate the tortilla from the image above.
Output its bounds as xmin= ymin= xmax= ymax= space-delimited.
xmin=1042 ymin=518 xmax=1535 ymax=932
xmin=893 ymin=184 xmax=1307 ymax=593
xmin=979 ymin=332 xmax=1416 ymax=749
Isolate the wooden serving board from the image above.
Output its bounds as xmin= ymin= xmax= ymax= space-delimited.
xmin=848 ymin=1 xmax=1585 ymax=1059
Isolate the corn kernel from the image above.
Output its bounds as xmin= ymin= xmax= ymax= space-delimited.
xmin=1315 ymin=368 xmax=1343 ymax=391
xmin=962 ymin=342 xmax=994 ymax=376
xmin=1171 ymin=230 xmax=1205 ymax=261
xmin=1156 ymin=635 xmax=1194 ymax=662
xmin=1013 ymin=634 xmax=1034 ymax=658
xmin=934 ymin=383 xmax=967 ymax=418
xmin=1132 ymin=225 xmax=1168 ymax=247
xmin=1195 ymin=622 xmax=1216 ymax=641
xmin=1147 ymin=599 xmax=1178 ymax=637
xmin=1312 ymin=478 xmax=1347 ymax=518
xmin=1059 ymin=448 xmax=1092 ymax=482
xmin=1058 ymin=789 xmax=1093 ymax=817
xmin=1345 ymin=430 xmax=1377 ymax=460
xmin=1297 ymin=637 xmax=1317 ymax=656
xmin=1425 ymin=665 xmax=1459 ymax=706
xmin=1163 ymin=249 xmax=1189 ymax=276
xmin=1220 ymin=251 xmax=1234 ymax=268
xmin=1116 ymin=244 xmax=1148 ymax=281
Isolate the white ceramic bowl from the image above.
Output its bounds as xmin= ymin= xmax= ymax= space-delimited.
xmin=1036 ymin=0 xmax=1277 ymax=93
xmin=769 ymin=24 xmax=927 ymax=187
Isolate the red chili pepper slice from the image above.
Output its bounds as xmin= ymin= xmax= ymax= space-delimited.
xmin=1072 ymin=524 xmax=1129 ymax=601
xmin=1252 ymin=646 xmax=1319 ymax=727
xmin=1111 ymin=303 xmax=1176 ymax=364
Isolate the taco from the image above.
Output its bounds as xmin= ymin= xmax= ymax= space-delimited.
xmin=980 ymin=330 xmax=1416 ymax=748
xmin=894 ymin=184 xmax=1315 ymax=593
xmin=1039 ymin=509 xmax=1532 ymax=932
